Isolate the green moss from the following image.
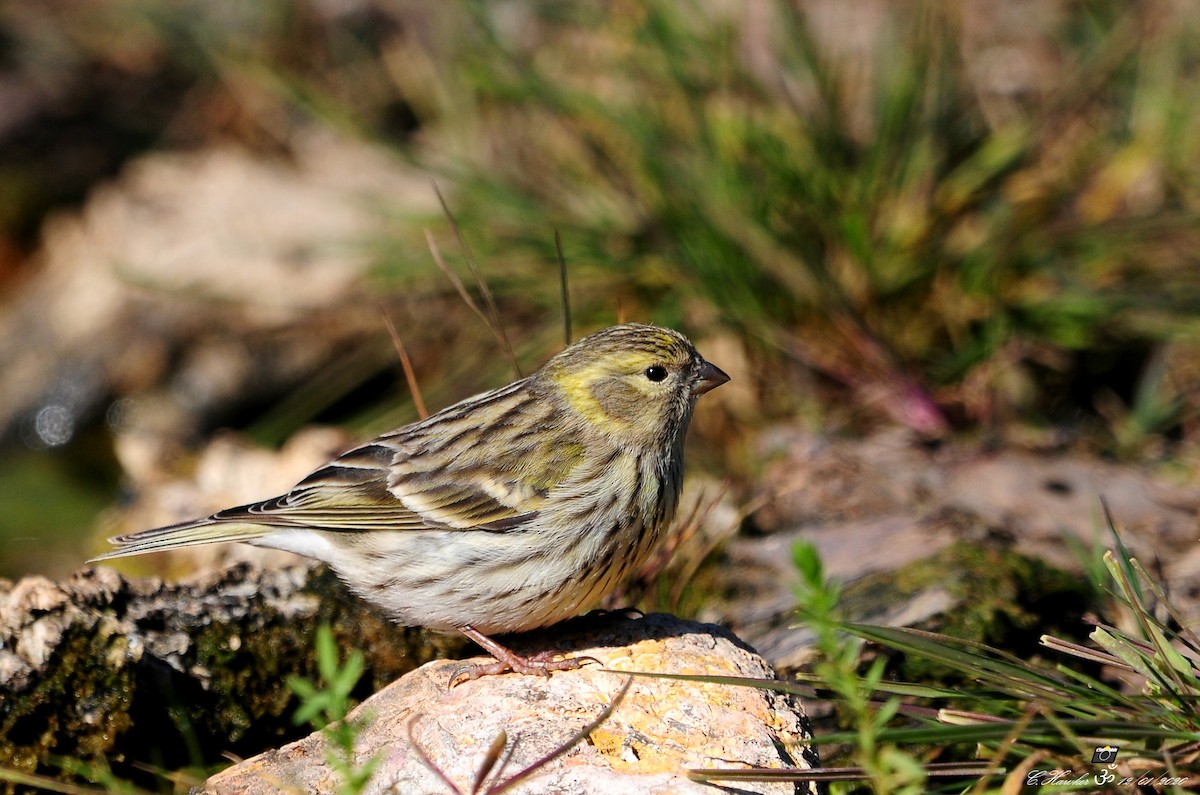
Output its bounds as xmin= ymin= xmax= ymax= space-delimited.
xmin=843 ymin=538 xmax=1094 ymax=682
xmin=0 ymin=624 xmax=137 ymax=791
xmin=0 ymin=568 xmax=470 ymax=792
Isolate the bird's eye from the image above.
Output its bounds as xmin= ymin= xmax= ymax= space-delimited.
xmin=644 ymin=365 xmax=669 ymax=382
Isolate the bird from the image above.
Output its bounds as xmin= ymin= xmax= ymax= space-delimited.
xmin=93 ymin=323 xmax=729 ymax=679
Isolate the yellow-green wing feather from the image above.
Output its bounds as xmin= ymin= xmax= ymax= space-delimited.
xmin=95 ymin=379 xmax=589 ymax=559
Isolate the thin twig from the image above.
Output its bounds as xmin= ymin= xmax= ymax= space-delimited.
xmin=669 ymin=485 xmax=732 ymax=611
xmin=431 ymin=183 xmax=521 ymax=377
xmin=489 ymin=676 xmax=634 ymax=793
xmin=968 ymin=703 xmax=1036 ymax=795
xmin=407 ymin=714 xmax=464 ymax=795
xmin=433 ymin=184 xmax=504 ymax=332
xmin=471 ymin=730 xmax=509 ymax=795
xmin=555 ymin=230 xmax=571 ymax=346
xmin=425 ymin=228 xmax=522 ymax=377
xmin=378 ymin=308 xmax=428 ymax=420
xmin=690 ymin=761 xmax=1001 ymax=783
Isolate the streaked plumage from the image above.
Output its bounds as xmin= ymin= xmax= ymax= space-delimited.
xmin=93 ymin=323 xmax=728 ymax=674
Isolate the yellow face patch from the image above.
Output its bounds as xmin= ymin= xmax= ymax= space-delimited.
xmin=551 ymin=361 xmax=624 ymax=425
xmin=553 ymin=351 xmax=682 ymax=425
xmin=540 ymin=323 xmax=699 ymax=430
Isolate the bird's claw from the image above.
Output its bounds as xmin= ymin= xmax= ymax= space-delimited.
xmin=447 ymin=652 xmax=599 ymax=688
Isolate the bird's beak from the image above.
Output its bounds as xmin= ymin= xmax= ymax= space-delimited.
xmin=694 ymin=359 xmax=730 ymax=395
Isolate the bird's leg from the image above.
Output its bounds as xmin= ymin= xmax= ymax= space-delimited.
xmin=449 ymin=625 xmax=595 ymax=686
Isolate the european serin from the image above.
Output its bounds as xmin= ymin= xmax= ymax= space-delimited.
xmin=94 ymin=323 xmax=728 ymax=677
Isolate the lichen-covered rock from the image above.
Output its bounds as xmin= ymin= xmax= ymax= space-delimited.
xmin=203 ymin=613 xmax=819 ymax=795
xmin=0 ymin=564 xmax=459 ymax=791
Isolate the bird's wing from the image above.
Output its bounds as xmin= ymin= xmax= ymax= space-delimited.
xmin=95 ymin=441 xmax=428 ymax=560
xmin=382 ymin=435 xmax=588 ymax=530
xmin=253 ymin=440 xmax=436 ymax=531
xmin=251 ymin=434 xmax=586 ymax=533
xmin=95 ymin=419 xmax=586 ymax=560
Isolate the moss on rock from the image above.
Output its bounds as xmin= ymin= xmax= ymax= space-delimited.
xmin=0 ymin=564 xmax=465 ymax=792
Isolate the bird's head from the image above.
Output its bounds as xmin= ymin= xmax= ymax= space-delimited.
xmin=539 ymin=323 xmax=728 ymax=446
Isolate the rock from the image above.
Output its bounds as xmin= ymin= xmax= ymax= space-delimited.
xmin=203 ymin=614 xmax=820 ymax=795
xmin=753 ymin=429 xmax=1200 ymax=568
xmin=0 ymin=127 xmax=436 ymax=450
xmin=941 ymin=451 xmax=1200 ymax=568
xmin=721 ymin=512 xmax=958 ymax=668
xmin=0 ymin=564 xmax=461 ymax=788
xmin=721 ymin=428 xmax=1200 ymax=670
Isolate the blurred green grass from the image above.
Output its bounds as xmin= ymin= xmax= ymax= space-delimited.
xmin=0 ymin=445 xmax=116 ymax=579
xmin=395 ymin=0 xmax=1200 ymax=441
xmin=5 ymin=0 xmax=1200 ymax=445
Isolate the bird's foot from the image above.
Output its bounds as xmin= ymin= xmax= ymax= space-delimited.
xmin=449 ymin=625 xmax=599 ymax=687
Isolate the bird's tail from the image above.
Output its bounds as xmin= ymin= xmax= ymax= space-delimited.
xmin=90 ymin=518 xmax=274 ymax=561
